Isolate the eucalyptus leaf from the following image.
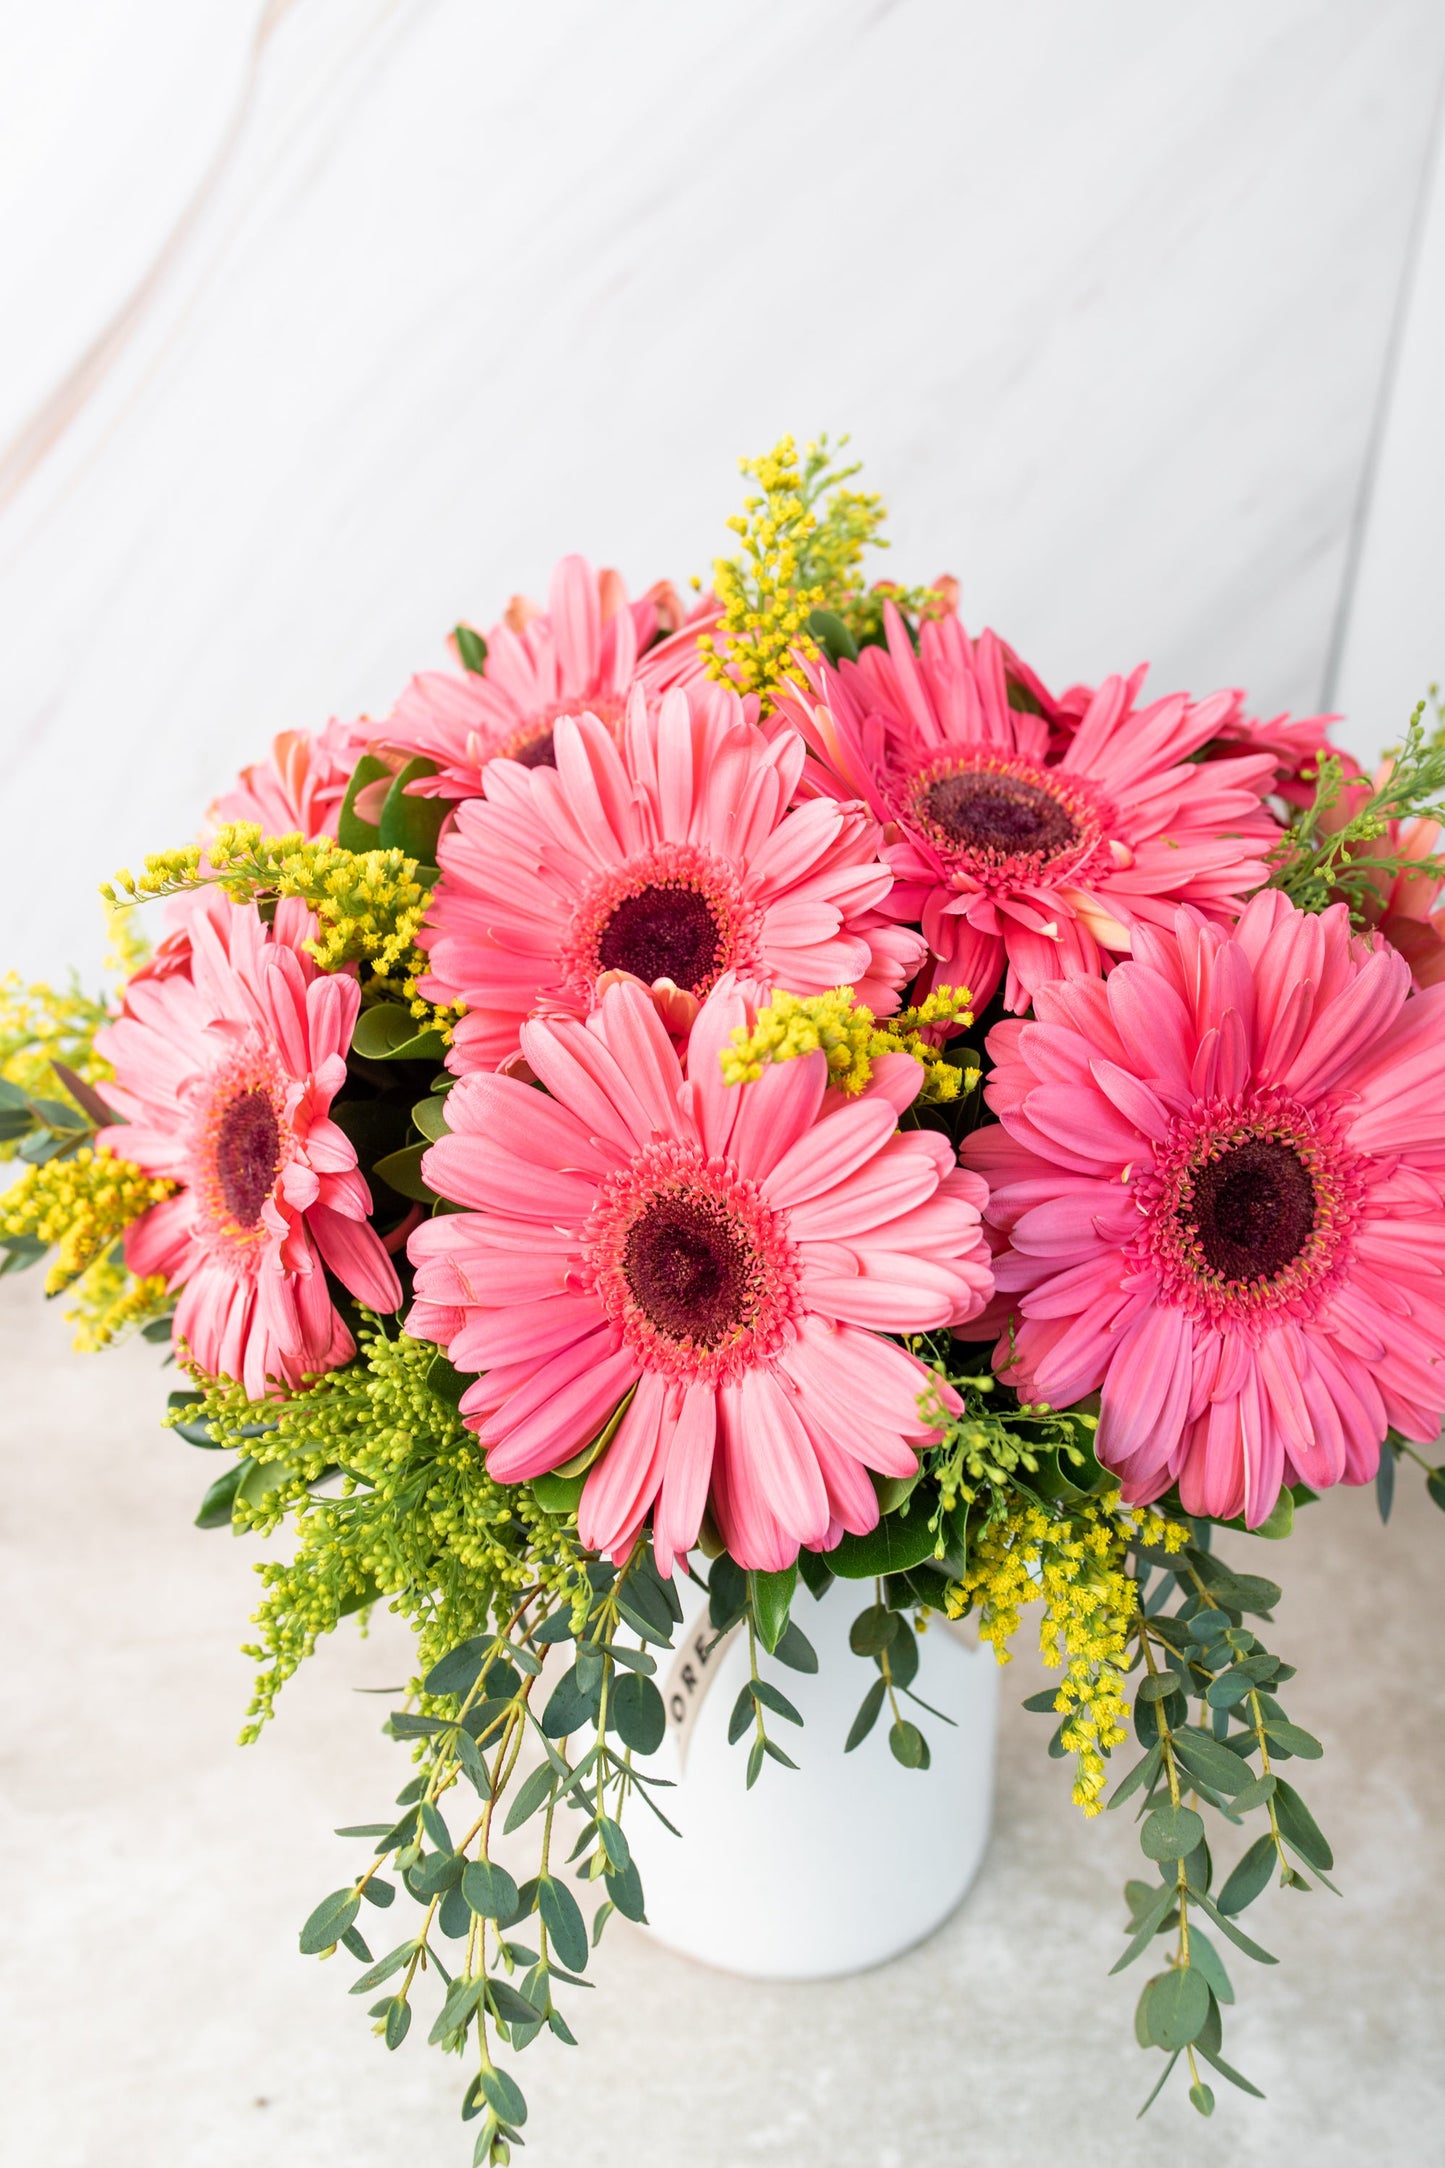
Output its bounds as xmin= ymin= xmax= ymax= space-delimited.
xmin=537 ymin=1876 xmax=589 ymax=1974
xmin=1140 ymin=1803 xmax=1206 ymax=1861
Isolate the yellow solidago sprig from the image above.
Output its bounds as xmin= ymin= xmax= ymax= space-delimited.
xmin=175 ymin=1323 xmax=594 ymax=1740
xmin=721 ymin=984 xmax=977 ymax=1104
xmin=102 ymin=823 xmax=432 ymax=992
xmin=700 ymin=435 xmax=919 ymax=711
xmin=945 ymin=1487 xmax=1186 ymax=1815
xmin=0 ymin=1146 xmax=175 ymax=1346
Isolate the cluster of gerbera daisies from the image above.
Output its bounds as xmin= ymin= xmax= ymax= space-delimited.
xmin=6 ymin=437 xmax=1445 ymax=2149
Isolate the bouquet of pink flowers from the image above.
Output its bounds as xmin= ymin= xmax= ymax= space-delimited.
xmin=5 ymin=438 xmax=1445 ymax=2156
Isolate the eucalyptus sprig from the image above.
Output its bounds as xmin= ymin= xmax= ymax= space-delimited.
xmin=1088 ymin=1528 xmax=1333 ymax=2117
xmin=302 ymin=1544 xmax=680 ymax=2165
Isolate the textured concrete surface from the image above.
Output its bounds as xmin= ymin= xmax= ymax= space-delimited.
xmin=3 ymin=1268 xmax=1443 ymax=2168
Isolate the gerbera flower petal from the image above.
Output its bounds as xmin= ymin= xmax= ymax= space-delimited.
xmin=98 ymin=890 xmax=398 ymax=1392
xmin=420 ymin=686 xmax=923 ymax=1073
xmin=773 ymin=604 xmax=1281 ymax=1010
xmin=965 ymin=894 xmax=1445 ymax=1526
xmin=408 ymin=977 xmax=993 ymax=1570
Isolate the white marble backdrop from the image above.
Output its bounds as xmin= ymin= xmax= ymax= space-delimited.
xmin=4 ymin=9 xmax=1445 ymax=2167
xmin=2 ymin=0 xmax=1444 ymax=983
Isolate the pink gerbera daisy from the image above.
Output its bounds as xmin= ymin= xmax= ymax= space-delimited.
xmin=407 ymin=976 xmax=992 ymax=1571
xmin=960 ymin=890 xmax=1445 ymax=1525
xmin=772 ymin=605 xmax=1282 ymax=1013
xmin=95 ymin=891 xmax=402 ymax=1396
xmin=386 ymin=555 xmax=671 ymax=802
xmin=208 ymin=718 xmax=374 ymax=841
xmin=417 ymin=683 xmax=926 ymax=1073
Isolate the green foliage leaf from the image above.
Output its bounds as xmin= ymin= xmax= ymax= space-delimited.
xmin=889 ymin=1719 xmax=930 ymax=1770
xmin=1195 ymin=2041 xmax=1266 ymax=2099
xmin=194 ymin=1458 xmax=248 ymax=1530
xmin=384 ymin=1996 xmax=412 ymax=2051
xmin=749 ymin=1678 xmax=802 ymax=1727
xmin=462 ymin=1859 xmax=520 ymax=1921
xmin=537 ymin=1876 xmax=588 ymax=1974
xmin=349 ymin=1939 xmax=418 ymax=1994
xmin=1427 ymin=1466 xmax=1445 ymax=1512
xmin=299 ymin=1887 xmax=360 ymax=1956
xmin=1109 ymin=1880 xmax=1180 ymax=1975
xmin=453 ymin=623 xmax=488 ymax=673
xmin=1187 ymin=1926 xmax=1234 ymax=2008
xmin=378 ymin=757 xmax=447 ymax=865
xmin=424 ymin=1636 xmax=492 ymax=1699
xmin=1221 ymin=1829 xmax=1273 ymax=1916
xmin=1263 ymin=1720 xmax=1323 ymax=1760
xmin=772 ymin=1620 xmax=818 ymax=1673
xmin=502 ymin=1764 xmax=555 ymax=1835
xmin=1273 ymin=1778 xmax=1333 ymax=1871
xmin=848 ymin=1603 xmax=898 ymax=1657
xmin=487 ymin=1978 xmax=545 ymax=2031
xmin=337 ymin=753 xmax=392 ymax=852
xmin=1171 ymin=1729 xmax=1253 ymax=1797
xmin=604 ymin=1857 xmax=647 ymax=1922
xmin=828 ymin=1511 xmax=938 ymax=1579
xmin=749 ymin=1565 xmax=796 ymax=1654
xmin=1140 ymin=1803 xmax=1206 ymax=1861
xmin=611 ymin=1672 xmax=666 ymax=1755
xmin=479 ymin=2066 xmax=528 ymax=2131
xmin=540 ymin=1664 xmax=598 ymax=1740
xmin=805 ymin=606 xmax=860 ymax=664
xmin=350 ymin=1003 xmax=448 ymax=1065
xmin=531 ymin=1470 xmax=585 ymax=1515
xmin=1376 ymin=1439 xmax=1397 ymax=1522
xmin=845 ymin=1676 xmax=887 ymax=1752
xmin=1142 ymin=1965 xmax=1211 ymax=2051
xmin=371 ymin=1142 xmax=438 ymax=1205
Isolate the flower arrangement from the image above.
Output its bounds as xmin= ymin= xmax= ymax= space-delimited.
xmin=5 ymin=435 xmax=1445 ymax=2157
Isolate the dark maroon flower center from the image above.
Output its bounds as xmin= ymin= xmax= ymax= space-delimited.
xmin=1184 ymin=1137 xmax=1317 ymax=1283
xmin=215 ymin=1089 xmax=282 ymax=1229
xmin=597 ymin=884 xmax=724 ymax=992
xmin=623 ymin=1194 xmax=756 ymax=1346
xmin=921 ymin=769 xmax=1078 ymax=860
xmin=512 ymin=729 xmax=557 ymax=769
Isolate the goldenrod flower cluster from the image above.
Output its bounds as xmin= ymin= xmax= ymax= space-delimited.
xmin=103 ymin=824 xmax=432 ymax=989
xmin=698 ymin=434 xmax=948 ymax=713
xmin=180 ymin=1326 xmax=593 ymax=1740
xmin=721 ymin=985 xmax=977 ymax=1103
xmin=946 ymin=1496 xmax=1187 ymax=1814
xmin=0 ymin=1146 xmax=175 ymax=1294
xmin=0 ymin=1146 xmax=175 ymax=1347
xmin=699 ymin=436 xmax=886 ymax=711
xmin=65 ymin=1254 xmax=171 ymax=1352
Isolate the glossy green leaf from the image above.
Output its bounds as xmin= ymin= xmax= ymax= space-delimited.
xmin=378 ymin=756 xmax=446 ymax=864
xmin=336 ymin=754 xmax=392 ymax=852
xmin=194 ymin=1458 xmax=248 ymax=1530
xmin=749 ymin=1565 xmax=796 ymax=1654
xmin=453 ymin=624 xmax=488 ymax=673
xmin=828 ymin=1511 xmax=937 ymax=1579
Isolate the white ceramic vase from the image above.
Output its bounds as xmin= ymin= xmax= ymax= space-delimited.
xmin=625 ymin=1571 xmax=998 ymax=1980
